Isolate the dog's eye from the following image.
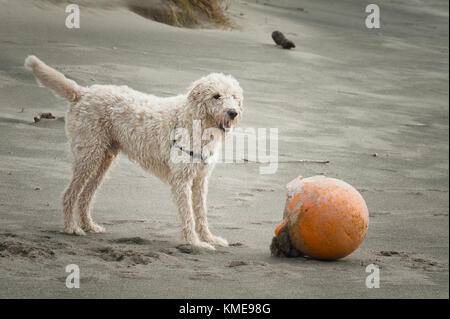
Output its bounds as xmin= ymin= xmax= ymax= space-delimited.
xmin=213 ymin=94 xmax=221 ymax=100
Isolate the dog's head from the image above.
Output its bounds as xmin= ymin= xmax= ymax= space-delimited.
xmin=188 ymin=73 xmax=243 ymax=134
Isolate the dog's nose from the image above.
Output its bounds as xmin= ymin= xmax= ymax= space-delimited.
xmin=227 ymin=110 xmax=238 ymax=120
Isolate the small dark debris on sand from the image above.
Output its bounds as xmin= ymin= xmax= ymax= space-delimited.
xmin=272 ymin=31 xmax=296 ymax=49
xmin=270 ymin=226 xmax=303 ymax=257
xmin=227 ymin=260 xmax=248 ymax=267
xmin=34 ymin=112 xmax=55 ymax=122
xmin=227 ymin=260 xmax=267 ymax=268
xmin=110 ymin=237 xmax=151 ymax=245
xmin=379 ymin=250 xmax=401 ymax=257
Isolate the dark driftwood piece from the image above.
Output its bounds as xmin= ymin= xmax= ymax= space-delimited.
xmin=272 ymin=31 xmax=296 ymax=49
xmin=34 ymin=112 xmax=56 ymax=122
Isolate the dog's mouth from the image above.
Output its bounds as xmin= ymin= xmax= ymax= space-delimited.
xmin=218 ymin=120 xmax=232 ymax=133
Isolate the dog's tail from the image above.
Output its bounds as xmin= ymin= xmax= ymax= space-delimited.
xmin=24 ymin=55 xmax=80 ymax=102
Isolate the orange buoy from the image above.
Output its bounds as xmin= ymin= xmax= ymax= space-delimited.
xmin=271 ymin=175 xmax=369 ymax=260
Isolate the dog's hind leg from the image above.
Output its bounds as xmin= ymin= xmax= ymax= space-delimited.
xmin=192 ymin=176 xmax=228 ymax=247
xmin=62 ymin=147 xmax=106 ymax=235
xmin=77 ymin=149 xmax=117 ymax=233
xmin=170 ymin=180 xmax=215 ymax=250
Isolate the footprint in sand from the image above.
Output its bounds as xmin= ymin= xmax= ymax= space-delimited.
xmin=176 ymin=244 xmax=201 ymax=255
xmin=103 ymin=219 xmax=146 ymax=225
xmin=232 ymin=192 xmax=255 ymax=202
xmin=0 ymin=240 xmax=55 ymax=259
xmin=109 ymin=237 xmax=151 ymax=245
xmin=367 ymin=211 xmax=392 ymax=218
xmin=189 ymin=272 xmax=222 ymax=280
xmin=238 ymin=192 xmax=255 ymax=197
xmin=376 ymin=250 xmax=445 ymax=272
xmin=251 ymin=188 xmax=275 ymax=193
xmin=91 ymin=246 xmax=158 ymax=265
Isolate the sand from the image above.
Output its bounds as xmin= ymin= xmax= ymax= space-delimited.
xmin=0 ymin=0 xmax=448 ymax=298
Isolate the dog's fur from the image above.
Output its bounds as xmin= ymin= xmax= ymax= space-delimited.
xmin=25 ymin=55 xmax=243 ymax=250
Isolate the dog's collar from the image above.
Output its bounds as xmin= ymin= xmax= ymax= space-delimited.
xmin=174 ymin=144 xmax=207 ymax=161
xmin=172 ymin=119 xmax=209 ymax=161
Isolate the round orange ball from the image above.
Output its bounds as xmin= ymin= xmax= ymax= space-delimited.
xmin=277 ymin=175 xmax=369 ymax=260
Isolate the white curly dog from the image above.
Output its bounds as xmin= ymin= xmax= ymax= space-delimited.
xmin=25 ymin=55 xmax=243 ymax=250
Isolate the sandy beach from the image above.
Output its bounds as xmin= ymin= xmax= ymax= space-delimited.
xmin=0 ymin=0 xmax=448 ymax=298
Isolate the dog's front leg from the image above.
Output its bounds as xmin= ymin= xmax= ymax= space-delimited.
xmin=192 ymin=176 xmax=229 ymax=247
xmin=171 ymin=180 xmax=215 ymax=250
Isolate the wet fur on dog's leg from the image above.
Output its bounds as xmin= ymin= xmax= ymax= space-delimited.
xmin=78 ymin=150 xmax=117 ymax=233
xmin=171 ymin=180 xmax=215 ymax=250
xmin=63 ymin=146 xmax=109 ymax=235
xmin=192 ymin=176 xmax=228 ymax=246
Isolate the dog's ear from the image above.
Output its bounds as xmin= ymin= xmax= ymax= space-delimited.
xmin=187 ymin=81 xmax=203 ymax=104
xmin=187 ymin=80 xmax=208 ymax=118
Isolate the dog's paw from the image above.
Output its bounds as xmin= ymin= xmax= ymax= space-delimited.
xmin=206 ymin=235 xmax=229 ymax=247
xmin=63 ymin=225 xmax=86 ymax=236
xmin=83 ymin=223 xmax=105 ymax=233
xmin=190 ymin=239 xmax=216 ymax=250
